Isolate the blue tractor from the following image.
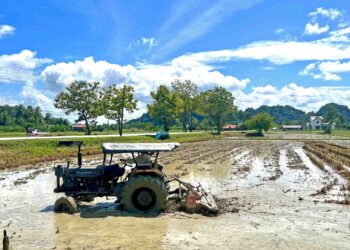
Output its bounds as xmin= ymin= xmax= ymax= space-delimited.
xmin=53 ymin=141 xmax=218 ymax=215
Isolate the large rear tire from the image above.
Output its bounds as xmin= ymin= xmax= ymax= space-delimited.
xmin=121 ymin=175 xmax=167 ymax=214
xmin=54 ymin=196 xmax=78 ymax=214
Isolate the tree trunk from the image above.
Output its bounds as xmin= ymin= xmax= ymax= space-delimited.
xmin=117 ymin=119 xmax=122 ymax=136
xmin=84 ymin=117 xmax=91 ymax=135
xmin=217 ymin=122 xmax=221 ymax=135
xmin=183 ymin=107 xmax=187 ymax=132
xmin=119 ymin=86 xmax=126 ymax=137
xmin=164 ymin=120 xmax=169 ymax=132
xmin=189 ymin=111 xmax=192 ymax=132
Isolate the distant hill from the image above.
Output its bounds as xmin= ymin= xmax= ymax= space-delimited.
xmin=244 ymin=105 xmax=308 ymax=125
xmin=126 ymin=103 xmax=350 ymax=127
xmin=316 ymin=103 xmax=350 ymax=124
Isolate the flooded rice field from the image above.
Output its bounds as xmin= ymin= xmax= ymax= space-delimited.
xmin=1 ymin=139 xmax=350 ymax=249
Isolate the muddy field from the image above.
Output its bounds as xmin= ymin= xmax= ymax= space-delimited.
xmin=1 ymin=138 xmax=350 ymax=249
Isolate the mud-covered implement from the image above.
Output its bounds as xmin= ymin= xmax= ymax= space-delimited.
xmin=53 ymin=141 xmax=218 ymax=216
xmin=167 ymin=178 xmax=218 ymax=215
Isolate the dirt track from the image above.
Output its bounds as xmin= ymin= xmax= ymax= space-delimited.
xmin=0 ymin=139 xmax=349 ymax=249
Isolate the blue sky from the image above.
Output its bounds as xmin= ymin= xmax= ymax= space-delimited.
xmin=0 ymin=0 xmax=350 ymax=119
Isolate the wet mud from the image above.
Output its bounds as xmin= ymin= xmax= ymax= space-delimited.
xmin=1 ymin=139 xmax=350 ymax=249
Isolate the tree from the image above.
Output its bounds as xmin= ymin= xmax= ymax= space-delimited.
xmin=199 ymin=87 xmax=236 ymax=134
xmin=323 ymin=105 xmax=339 ymax=134
xmin=55 ymin=80 xmax=102 ymax=135
xmin=147 ymin=85 xmax=176 ymax=131
xmin=237 ymin=110 xmax=249 ymax=128
xmin=246 ymin=113 xmax=274 ymax=134
xmin=171 ymin=80 xmax=198 ymax=132
xmin=101 ymin=85 xmax=138 ymax=136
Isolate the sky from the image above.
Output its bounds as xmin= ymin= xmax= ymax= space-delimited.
xmin=0 ymin=0 xmax=350 ymax=121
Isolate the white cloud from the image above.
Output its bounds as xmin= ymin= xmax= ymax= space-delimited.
xmin=0 ymin=50 xmax=52 ymax=83
xmin=0 ymin=95 xmax=18 ymax=106
xmin=304 ymin=22 xmax=329 ymax=35
xmin=252 ymin=85 xmax=278 ymax=95
xmin=180 ymin=40 xmax=350 ymax=65
xmin=21 ymin=82 xmax=54 ymax=108
xmin=0 ymin=24 xmax=15 ymax=38
xmin=128 ymin=37 xmax=158 ymax=51
xmin=158 ymin=0 xmax=261 ymax=55
xmin=0 ymin=50 xmax=52 ymax=70
xmin=235 ymin=83 xmax=350 ymax=111
xmin=300 ymin=60 xmax=350 ymax=81
xmin=41 ymin=55 xmax=250 ymax=117
xmin=0 ymin=50 xmax=54 ymax=111
xmin=275 ymin=28 xmax=285 ymax=34
xmin=41 ymin=56 xmax=249 ymax=92
xmin=310 ymin=7 xmax=342 ymax=21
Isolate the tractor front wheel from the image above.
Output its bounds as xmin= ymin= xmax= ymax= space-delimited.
xmin=121 ymin=175 xmax=167 ymax=214
xmin=54 ymin=196 xmax=78 ymax=214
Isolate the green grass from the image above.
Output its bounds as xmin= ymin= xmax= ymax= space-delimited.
xmin=0 ymin=132 xmax=220 ymax=170
xmin=272 ymin=129 xmax=350 ymax=137
xmin=0 ymin=128 xmax=186 ymax=137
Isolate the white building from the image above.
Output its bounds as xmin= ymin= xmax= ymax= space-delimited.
xmin=309 ymin=116 xmax=335 ymax=130
xmin=310 ymin=116 xmax=323 ymax=130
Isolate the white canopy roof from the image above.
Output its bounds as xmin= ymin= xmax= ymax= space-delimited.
xmin=102 ymin=142 xmax=180 ymax=154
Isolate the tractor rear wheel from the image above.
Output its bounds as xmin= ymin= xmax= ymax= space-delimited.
xmin=54 ymin=196 xmax=78 ymax=214
xmin=121 ymin=175 xmax=167 ymax=214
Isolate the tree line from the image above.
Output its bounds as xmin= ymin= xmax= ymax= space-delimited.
xmin=1 ymin=79 xmax=345 ymax=135
xmin=54 ymin=80 xmax=236 ymax=135
xmin=0 ymin=105 xmax=70 ymax=132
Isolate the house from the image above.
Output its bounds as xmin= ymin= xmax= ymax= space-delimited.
xmin=280 ymin=125 xmax=302 ymax=131
xmin=72 ymin=124 xmax=86 ymax=132
xmin=310 ymin=116 xmax=323 ymax=130
xmin=308 ymin=116 xmax=336 ymax=130
xmin=223 ymin=124 xmax=238 ymax=131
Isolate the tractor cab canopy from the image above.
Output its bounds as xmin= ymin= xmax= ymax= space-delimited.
xmin=101 ymin=142 xmax=180 ymax=167
xmin=102 ymin=143 xmax=180 ymax=154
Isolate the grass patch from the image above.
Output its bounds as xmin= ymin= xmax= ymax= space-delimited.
xmin=0 ymin=132 xmax=220 ymax=170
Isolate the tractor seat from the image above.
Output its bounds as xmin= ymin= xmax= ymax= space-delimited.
xmin=103 ymin=164 xmax=125 ymax=180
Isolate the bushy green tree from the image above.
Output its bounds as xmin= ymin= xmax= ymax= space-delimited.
xmin=246 ymin=113 xmax=274 ymax=134
xmin=55 ymin=80 xmax=102 ymax=135
xmin=101 ymin=85 xmax=138 ymax=136
xmin=147 ymin=85 xmax=176 ymax=131
xmin=171 ymin=80 xmax=198 ymax=132
xmin=199 ymin=87 xmax=236 ymax=134
xmin=323 ymin=105 xmax=340 ymax=134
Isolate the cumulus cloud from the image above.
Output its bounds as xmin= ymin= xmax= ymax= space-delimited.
xmin=21 ymin=82 xmax=54 ymax=108
xmin=0 ymin=24 xmax=15 ymax=38
xmin=304 ymin=22 xmax=329 ymax=35
xmin=41 ymin=55 xmax=249 ymax=93
xmin=0 ymin=95 xmax=18 ymax=106
xmin=0 ymin=50 xmax=52 ymax=70
xmin=0 ymin=50 xmax=55 ymax=112
xmin=235 ymin=83 xmax=350 ymax=111
xmin=300 ymin=60 xmax=350 ymax=81
xmin=0 ymin=50 xmax=52 ymax=83
xmin=310 ymin=7 xmax=343 ymax=21
xmin=40 ymin=55 xmax=250 ymax=118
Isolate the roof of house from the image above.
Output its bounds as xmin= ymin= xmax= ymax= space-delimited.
xmin=72 ymin=124 xmax=86 ymax=128
xmin=223 ymin=124 xmax=237 ymax=129
xmin=310 ymin=116 xmax=323 ymax=121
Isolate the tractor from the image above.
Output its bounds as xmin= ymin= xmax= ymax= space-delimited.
xmin=53 ymin=141 xmax=218 ymax=215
